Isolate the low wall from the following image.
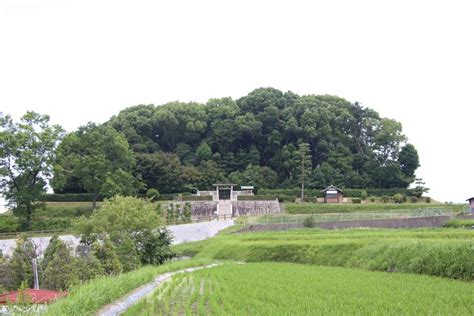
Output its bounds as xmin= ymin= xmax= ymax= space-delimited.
xmin=239 ymin=216 xmax=451 ymax=232
xmin=232 ymin=200 xmax=281 ymax=216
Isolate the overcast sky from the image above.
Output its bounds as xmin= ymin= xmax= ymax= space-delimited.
xmin=1 ymin=0 xmax=473 ymax=210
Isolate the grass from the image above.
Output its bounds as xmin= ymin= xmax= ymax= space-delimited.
xmin=173 ymin=228 xmax=474 ymax=280
xmin=284 ymin=202 xmax=464 ymax=214
xmin=43 ymin=258 xmax=212 ymax=316
xmin=247 ymin=208 xmax=453 ymax=225
xmin=444 ymin=219 xmax=474 ymax=228
xmin=125 ymin=262 xmax=474 ymax=315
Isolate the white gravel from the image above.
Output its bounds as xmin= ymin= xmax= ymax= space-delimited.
xmin=0 ymin=219 xmax=234 ymax=257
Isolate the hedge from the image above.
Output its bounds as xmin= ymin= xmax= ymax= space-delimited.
xmin=181 ymin=195 xmax=213 ymax=201
xmin=237 ymin=195 xmax=278 ymax=201
xmin=41 ymin=193 xmax=102 ymax=202
xmin=259 ymin=188 xmax=416 ymax=198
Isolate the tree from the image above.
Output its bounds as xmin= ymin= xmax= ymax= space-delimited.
xmin=41 ymin=239 xmax=79 ymax=290
xmin=53 ymin=123 xmax=141 ymax=208
xmin=8 ymin=235 xmax=37 ymax=289
xmin=0 ymin=112 xmax=64 ymax=229
xmin=296 ymin=143 xmax=312 ymax=201
xmin=75 ymin=196 xmax=173 ymax=266
xmin=398 ymin=144 xmax=420 ymax=179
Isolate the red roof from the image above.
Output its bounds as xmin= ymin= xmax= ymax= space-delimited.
xmin=0 ymin=289 xmax=68 ymax=305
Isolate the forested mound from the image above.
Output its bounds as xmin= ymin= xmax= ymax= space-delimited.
xmin=53 ymin=88 xmax=419 ymax=195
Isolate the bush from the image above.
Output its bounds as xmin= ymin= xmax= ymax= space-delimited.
xmin=146 ymin=189 xmax=160 ymax=201
xmin=392 ymin=194 xmax=404 ymax=204
xmin=370 ymin=196 xmax=376 ymax=203
xmin=425 ymin=197 xmax=431 ymax=203
xmin=181 ymin=195 xmax=212 ymax=201
xmin=303 ymin=216 xmax=314 ymax=228
xmin=352 ymin=198 xmax=361 ymax=204
xmin=0 ymin=215 xmax=20 ymax=233
xmin=380 ymin=196 xmax=390 ymax=203
xmin=237 ymin=195 xmax=277 ymax=201
xmin=41 ymin=194 xmax=102 ymax=202
xmin=443 ymin=219 xmax=474 ymax=228
xmin=361 ymin=191 xmax=368 ymax=200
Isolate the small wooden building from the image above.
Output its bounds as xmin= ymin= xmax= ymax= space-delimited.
xmin=321 ymin=185 xmax=344 ymax=203
xmin=467 ymin=197 xmax=474 ymax=212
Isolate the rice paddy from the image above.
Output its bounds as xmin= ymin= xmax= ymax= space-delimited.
xmin=124 ymin=262 xmax=474 ymax=315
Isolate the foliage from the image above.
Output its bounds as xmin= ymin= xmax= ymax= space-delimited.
xmin=302 ymin=216 xmax=314 ymax=228
xmin=44 ymin=258 xmax=212 ymax=316
xmin=52 ymin=123 xmax=141 ymax=207
xmin=41 ymin=239 xmax=80 ymax=290
xmin=75 ymin=196 xmax=173 ymax=267
xmin=361 ymin=190 xmax=368 ymax=200
xmin=126 ymin=263 xmax=474 ymax=316
xmin=0 ymin=112 xmax=64 ymax=229
xmin=181 ymin=195 xmax=212 ymax=201
xmin=283 ymin=202 xmax=452 ymax=214
xmin=165 ymin=203 xmax=192 ymax=223
xmin=413 ymin=178 xmax=430 ymax=198
xmin=296 ymin=143 xmax=312 ymax=201
xmin=352 ymin=198 xmax=361 ymax=204
xmin=443 ymin=219 xmax=474 ymax=228
xmin=41 ymin=193 xmax=101 ymax=202
xmin=426 ymin=197 xmax=431 ymax=203
xmin=102 ymin=89 xmax=420 ymax=193
xmin=7 ymin=235 xmax=37 ymax=289
xmin=0 ymin=215 xmax=20 ymax=233
xmin=392 ymin=194 xmax=405 ymax=204
xmin=237 ymin=195 xmax=277 ymax=201
xmin=145 ymin=188 xmax=160 ymax=201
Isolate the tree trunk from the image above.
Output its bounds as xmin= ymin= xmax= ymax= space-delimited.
xmin=92 ymin=193 xmax=98 ymax=209
xmin=25 ymin=204 xmax=33 ymax=230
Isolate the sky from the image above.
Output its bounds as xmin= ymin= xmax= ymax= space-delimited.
xmin=0 ymin=0 xmax=473 ymax=211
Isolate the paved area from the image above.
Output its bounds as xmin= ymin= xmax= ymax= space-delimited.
xmin=0 ymin=219 xmax=234 ymax=257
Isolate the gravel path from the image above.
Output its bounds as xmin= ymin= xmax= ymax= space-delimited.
xmin=0 ymin=220 xmax=234 ymax=257
xmin=96 ymin=263 xmax=220 ymax=316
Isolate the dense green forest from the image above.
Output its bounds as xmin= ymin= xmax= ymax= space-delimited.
xmin=53 ymin=88 xmax=419 ymax=196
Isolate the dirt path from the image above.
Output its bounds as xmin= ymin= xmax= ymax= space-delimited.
xmin=96 ymin=264 xmax=220 ymax=316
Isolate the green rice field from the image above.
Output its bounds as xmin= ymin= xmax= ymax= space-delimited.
xmin=124 ymin=262 xmax=474 ymax=315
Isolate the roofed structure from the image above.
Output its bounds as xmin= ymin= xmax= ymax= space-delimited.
xmin=0 ymin=289 xmax=67 ymax=305
xmin=320 ymin=185 xmax=344 ymax=203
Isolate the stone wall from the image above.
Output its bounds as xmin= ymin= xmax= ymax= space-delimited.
xmin=232 ymin=200 xmax=281 ymax=216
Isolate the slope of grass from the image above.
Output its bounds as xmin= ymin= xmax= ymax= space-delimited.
xmin=284 ymin=202 xmax=463 ymax=214
xmin=125 ymin=262 xmax=474 ymax=315
xmin=43 ymin=258 xmax=212 ymax=316
xmin=173 ymin=228 xmax=474 ymax=280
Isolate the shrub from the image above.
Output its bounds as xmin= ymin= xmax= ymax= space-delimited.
xmin=303 ymin=216 xmax=314 ymax=228
xmin=181 ymin=195 xmax=212 ymax=201
xmin=0 ymin=215 xmax=20 ymax=233
xmin=443 ymin=219 xmax=474 ymax=228
xmin=380 ymin=196 xmax=390 ymax=203
xmin=392 ymin=194 xmax=404 ymax=204
xmin=41 ymin=194 xmax=102 ymax=202
xmin=425 ymin=197 xmax=431 ymax=203
xmin=237 ymin=195 xmax=277 ymax=201
xmin=361 ymin=191 xmax=368 ymax=200
xmin=146 ymin=189 xmax=160 ymax=201
xmin=410 ymin=196 xmax=418 ymax=203
xmin=370 ymin=196 xmax=376 ymax=203
xmin=352 ymin=198 xmax=361 ymax=204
